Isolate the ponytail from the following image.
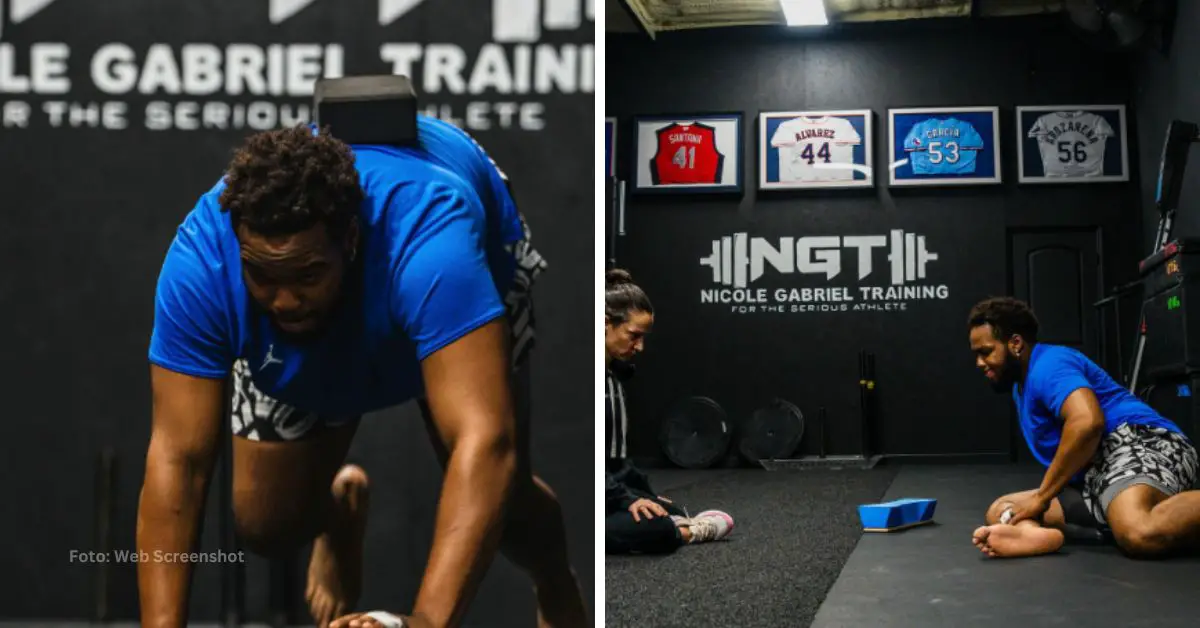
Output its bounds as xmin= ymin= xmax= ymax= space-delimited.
xmin=605 ymin=268 xmax=653 ymax=324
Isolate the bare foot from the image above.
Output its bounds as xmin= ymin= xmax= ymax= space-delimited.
xmin=973 ymin=523 xmax=1064 ymax=558
xmin=307 ymin=465 xmax=370 ymax=628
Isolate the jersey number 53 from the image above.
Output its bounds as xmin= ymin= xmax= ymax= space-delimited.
xmin=927 ymin=141 xmax=961 ymax=164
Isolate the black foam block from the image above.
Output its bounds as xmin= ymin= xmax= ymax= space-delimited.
xmin=314 ymin=75 xmax=418 ymax=146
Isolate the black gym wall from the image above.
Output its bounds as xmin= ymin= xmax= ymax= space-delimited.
xmin=607 ymin=17 xmax=1146 ymax=467
xmin=0 ymin=0 xmax=593 ymax=623
xmin=1136 ymin=0 xmax=1199 ymax=245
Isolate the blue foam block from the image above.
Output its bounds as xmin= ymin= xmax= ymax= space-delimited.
xmin=858 ymin=498 xmax=937 ymax=531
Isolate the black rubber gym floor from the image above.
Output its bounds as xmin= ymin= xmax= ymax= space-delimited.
xmin=816 ymin=465 xmax=1200 ymax=628
xmin=608 ymin=465 xmax=1200 ymax=628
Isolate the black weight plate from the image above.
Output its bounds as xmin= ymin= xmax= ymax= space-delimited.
xmin=660 ymin=396 xmax=731 ymax=469
xmin=738 ymin=398 xmax=805 ymax=463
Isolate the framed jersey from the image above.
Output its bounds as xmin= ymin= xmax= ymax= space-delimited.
xmin=759 ymin=110 xmax=873 ymax=190
xmin=605 ymin=117 xmax=617 ymax=179
xmin=1017 ymin=105 xmax=1129 ymax=184
xmin=888 ymin=107 xmax=1001 ymax=187
xmin=632 ymin=114 xmax=744 ymax=194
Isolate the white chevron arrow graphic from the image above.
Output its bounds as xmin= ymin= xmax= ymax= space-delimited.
xmin=269 ymin=0 xmax=318 ymax=24
xmin=379 ymin=0 xmax=427 ymax=26
xmin=11 ymin=0 xmax=59 ymax=23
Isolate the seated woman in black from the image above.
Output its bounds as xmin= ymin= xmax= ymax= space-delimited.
xmin=604 ymin=268 xmax=734 ymax=554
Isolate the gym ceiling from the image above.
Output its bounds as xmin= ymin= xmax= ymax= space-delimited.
xmin=607 ymin=0 xmax=1073 ymax=36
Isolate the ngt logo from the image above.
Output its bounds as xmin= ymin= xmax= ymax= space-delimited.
xmin=0 ymin=0 xmax=53 ymax=40
xmin=0 ymin=0 xmax=593 ymax=132
xmin=698 ymin=231 xmax=951 ymax=315
xmin=271 ymin=0 xmax=593 ymax=42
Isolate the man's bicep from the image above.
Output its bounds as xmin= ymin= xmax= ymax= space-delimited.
xmin=149 ymin=365 xmax=225 ymax=463
xmin=1057 ymin=388 xmax=1106 ymax=430
xmin=1035 ymin=359 xmax=1098 ymax=425
xmin=393 ymin=189 xmax=505 ymax=361
xmin=419 ymin=320 xmax=514 ymax=450
xmin=1038 ymin=376 xmax=1090 ymax=417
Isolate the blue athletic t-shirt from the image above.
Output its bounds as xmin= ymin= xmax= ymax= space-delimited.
xmin=1014 ymin=343 xmax=1184 ymax=468
xmin=147 ymin=115 xmax=525 ymax=416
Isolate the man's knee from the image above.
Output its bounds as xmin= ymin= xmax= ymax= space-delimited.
xmin=986 ymin=494 xmax=1019 ymax=525
xmin=509 ymin=474 xmax=562 ymax=522
xmin=233 ymin=490 xmax=324 ymax=557
xmin=1113 ymin=520 xmax=1172 ymax=559
xmin=500 ymin=475 xmax=568 ymax=569
xmin=232 ymin=464 xmax=369 ymax=557
xmin=529 ymin=474 xmax=559 ymax=505
xmin=331 ymin=464 xmax=370 ymax=508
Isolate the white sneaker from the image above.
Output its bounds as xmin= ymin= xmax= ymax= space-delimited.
xmin=686 ymin=510 xmax=734 ymax=543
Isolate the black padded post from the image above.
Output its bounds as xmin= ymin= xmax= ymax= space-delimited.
xmin=1155 ymin=120 xmax=1199 ymax=214
xmin=92 ymin=448 xmax=116 ymax=623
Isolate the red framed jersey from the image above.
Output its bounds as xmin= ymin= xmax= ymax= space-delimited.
xmin=650 ymin=123 xmax=724 ymax=185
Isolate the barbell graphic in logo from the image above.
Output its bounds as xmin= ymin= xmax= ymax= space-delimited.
xmin=700 ymin=230 xmax=940 ymax=289
xmin=0 ymin=0 xmax=57 ymax=40
xmin=271 ymin=0 xmax=593 ymax=41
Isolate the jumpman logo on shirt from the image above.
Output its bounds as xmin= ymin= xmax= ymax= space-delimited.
xmin=260 ymin=344 xmax=283 ymax=372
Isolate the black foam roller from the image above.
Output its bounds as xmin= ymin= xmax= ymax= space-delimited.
xmin=314 ymin=75 xmax=419 ymax=146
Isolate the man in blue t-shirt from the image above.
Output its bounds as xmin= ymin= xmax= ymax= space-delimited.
xmin=138 ymin=118 xmax=586 ymax=628
xmin=967 ymin=297 xmax=1200 ymax=560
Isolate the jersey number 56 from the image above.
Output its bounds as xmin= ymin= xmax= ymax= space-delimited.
xmin=1057 ymin=141 xmax=1087 ymax=164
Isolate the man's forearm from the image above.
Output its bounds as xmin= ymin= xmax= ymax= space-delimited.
xmin=1038 ymin=419 xmax=1104 ymax=501
xmin=414 ymin=436 xmax=517 ymax=628
xmin=137 ymin=453 xmax=211 ymax=628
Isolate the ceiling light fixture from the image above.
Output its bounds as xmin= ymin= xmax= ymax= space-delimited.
xmin=780 ymin=0 xmax=829 ymax=27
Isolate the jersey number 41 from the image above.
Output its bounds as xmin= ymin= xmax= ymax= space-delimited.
xmin=673 ymin=146 xmax=697 ymax=169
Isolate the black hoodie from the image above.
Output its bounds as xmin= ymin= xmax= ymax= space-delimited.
xmin=605 ymin=362 xmax=653 ymax=514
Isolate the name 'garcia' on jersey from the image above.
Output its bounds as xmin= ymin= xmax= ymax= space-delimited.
xmin=923 ymin=127 xmax=962 ymax=138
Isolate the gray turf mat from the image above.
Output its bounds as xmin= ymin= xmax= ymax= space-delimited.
xmin=606 ymin=468 xmax=898 ymax=628
xmin=814 ymin=465 xmax=1200 ymax=628
xmin=632 ymin=468 xmax=739 ymax=493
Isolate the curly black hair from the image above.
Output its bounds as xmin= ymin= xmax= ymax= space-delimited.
xmin=968 ymin=296 xmax=1040 ymax=345
xmin=219 ymin=125 xmax=364 ymax=240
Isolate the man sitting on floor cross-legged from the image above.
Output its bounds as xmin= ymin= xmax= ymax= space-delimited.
xmin=967 ymin=296 xmax=1200 ymax=559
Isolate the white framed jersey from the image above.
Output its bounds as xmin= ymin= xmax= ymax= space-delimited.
xmin=1028 ymin=111 xmax=1115 ymax=178
xmin=770 ymin=116 xmax=862 ymax=182
xmin=1017 ymin=105 xmax=1128 ymax=184
xmin=759 ymin=110 xmax=873 ymax=190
